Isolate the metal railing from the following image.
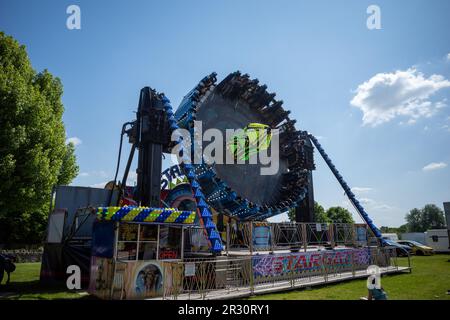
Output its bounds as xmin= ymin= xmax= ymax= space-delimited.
xmin=162 ymin=257 xmax=252 ymax=299
xmin=161 ymin=246 xmax=408 ymax=300
xmin=224 ymin=222 xmax=380 ymax=254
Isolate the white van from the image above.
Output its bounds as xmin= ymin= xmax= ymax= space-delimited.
xmin=425 ymin=229 xmax=450 ymax=253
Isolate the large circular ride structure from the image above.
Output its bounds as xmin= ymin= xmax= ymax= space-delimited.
xmin=174 ymin=72 xmax=315 ymax=221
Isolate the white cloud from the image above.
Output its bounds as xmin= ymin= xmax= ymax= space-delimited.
xmin=435 ymin=100 xmax=447 ymax=109
xmin=90 ymin=181 xmax=108 ymax=188
xmin=127 ymin=171 xmax=137 ymax=185
xmin=373 ymin=204 xmax=394 ymax=211
xmin=359 ymin=197 xmax=376 ymax=206
xmin=342 ymin=195 xmax=395 ymax=223
xmin=447 ymin=53 xmax=450 ymax=61
xmin=66 ymin=136 xmax=82 ymax=146
xmin=79 ymin=170 xmax=110 ymax=182
xmin=95 ymin=170 xmax=108 ymax=178
xmin=268 ymin=212 xmax=290 ymax=223
xmin=340 ymin=197 xmax=394 ymax=225
xmin=351 ymin=68 xmax=450 ymax=126
xmin=351 ymin=187 xmax=373 ymax=194
xmin=342 ymin=197 xmax=402 ymax=226
xmin=90 ymin=170 xmax=137 ymax=189
xmin=422 ymin=162 xmax=447 ymax=172
xmin=85 ymin=170 xmax=109 ymax=178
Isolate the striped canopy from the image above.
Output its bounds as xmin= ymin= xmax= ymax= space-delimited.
xmin=96 ymin=206 xmax=196 ymax=224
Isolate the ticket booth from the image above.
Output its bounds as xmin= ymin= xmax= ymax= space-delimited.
xmin=88 ymin=206 xmax=196 ymax=299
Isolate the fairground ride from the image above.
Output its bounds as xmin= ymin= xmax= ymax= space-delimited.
xmin=40 ymin=72 xmax=390 ymax=298
xmin=110 ymin=71 xmax=386 ymax=252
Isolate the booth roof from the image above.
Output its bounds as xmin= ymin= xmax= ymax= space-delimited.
xmin=96 ymin=206 xmax=196 ymax=224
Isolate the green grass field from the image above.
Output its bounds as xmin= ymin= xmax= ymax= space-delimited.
xmin=0 ymin=262 xmax=86 ymax=300
xmin=1 ymin=255 xmax=449 ymax=300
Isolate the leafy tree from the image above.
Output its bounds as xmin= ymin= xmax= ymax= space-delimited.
xmin=288 ymin=202 xmax=351 ymax=223
xmin=0 ymin=32 xmax=78 ymax=245
xmin=421 ymin=204 xmax=446 ymax=229
xmin=313 ymin=202 xmax=330 ymax=223
xmin=405 ymin=204 xmax=446 ymax=232
xmin=380 ymin=224 xmax=408 ymax=237
xmin=288 ymin=201 xmax=330 ymax=222
xmin=405 ymin=208 xmax=423 ymax=232
xmin=287 ymin=208 xmax=294 ymax=222
xmin=397 ymin=224 xmax=408 ymax=234
xmin=380 ymin=226 xmax=393 ymax=233
xmin=58 ymin=142 xmax=79 ymax=185
xmin=326 ymin=206 xmax=354 ymax=224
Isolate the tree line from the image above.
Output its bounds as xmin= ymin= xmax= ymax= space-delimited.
xmin=288 ymin=201 xmax=446 ymax=236
xmin=288 ymin=202 xmax=355 ymax=224
xmin=381 ymin=204 xmax=446 ymax=235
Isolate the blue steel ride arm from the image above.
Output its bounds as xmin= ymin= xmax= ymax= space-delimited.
xmin=308 ymin=134 xmax=386 ymax=246
xmin=162 ymin=95 xmax=223 ymax=254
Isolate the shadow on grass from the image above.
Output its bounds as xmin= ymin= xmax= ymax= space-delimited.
xmin=0 ymin=280 xmax=97 ymax=300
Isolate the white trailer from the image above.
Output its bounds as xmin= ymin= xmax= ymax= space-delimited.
xmin=425 ymin=229 xmax=450 ymax=253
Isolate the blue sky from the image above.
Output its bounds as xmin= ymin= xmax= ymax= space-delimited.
xmin=1 ymin=0 xmax=449 ymax=226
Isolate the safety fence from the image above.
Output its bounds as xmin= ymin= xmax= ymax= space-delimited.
xmin=224 ymin=222 xmax=380 ymax=253
xmin=0 ymin=249 xmax=43 ymax=263
xmin=161 ymin=246 xmax=409 ymax=300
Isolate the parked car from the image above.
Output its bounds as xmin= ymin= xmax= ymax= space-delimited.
xmin=383 ymin=239 xmax=411 ymax=257
xmin=397 ymin=240 xmax=434 ymax=256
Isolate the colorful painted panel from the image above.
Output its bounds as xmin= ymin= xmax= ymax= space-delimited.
xmin=124 ymin=261 xmax=164 ymax=299
xmin=88 ymin=256 xmax=114 ymax=299
xmin=252 ymin=224 xmax=271 ymax=250
xmin=252 ymin=248 xmax=370 ymax=279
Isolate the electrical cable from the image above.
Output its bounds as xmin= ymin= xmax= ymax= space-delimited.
xmin=108 ymin=121 xmax=133 ymax=206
